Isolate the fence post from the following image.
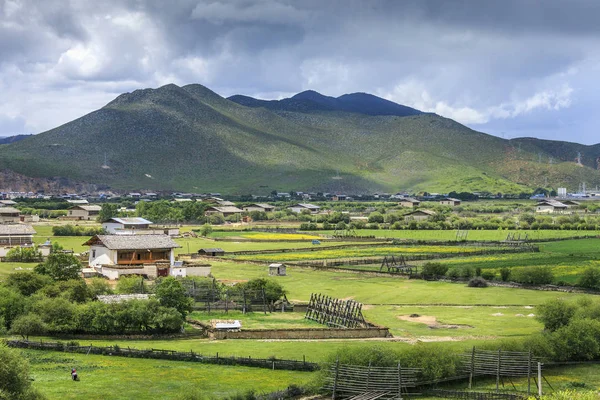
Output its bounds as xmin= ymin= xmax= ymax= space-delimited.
xmin=366 ymin=361 xmax=371 ymax=390
xmin=468 ymin=346 xmax=475 ymax=389
xmin=496 ymin=349 xmax=501 ymax=392
xmin=527 ymin=349 xmax=532 ymax=396
xmin=332 ymin=358 xmax=340 ymax=400
xmin=397 ymin=362 xmax=403 ymax=400
xmin=538 ymin=362 xmax=542 ymax=397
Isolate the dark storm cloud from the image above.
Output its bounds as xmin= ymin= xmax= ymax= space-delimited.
xmin=0 ymin=0 xmax=598 ymax=144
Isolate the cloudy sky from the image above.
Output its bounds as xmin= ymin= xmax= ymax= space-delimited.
xmin=1 ymin=0 xmax=599 ymax=144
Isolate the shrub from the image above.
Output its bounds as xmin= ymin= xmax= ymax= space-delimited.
xmin=537 ymin=298 xmax=577 ymax=332
xmin=475 ymin=267 xmax=482 ymax=277
xmin=421 ymin=262 xmax=448 ymax=277
xmin=116 ymin=276 xmax=147 ymax=294
xmin=468 ymin=277 xmax=488 ymax=287
xmin=512 ymin=266 xmax=554 ymax=285
xmin=4 ymin=246 xmax=42 ymax=262
xmin=499 ymin=267 xmax=511 ymax=282
xmin=446 ymin=265 xmax=474 ymax=279
xmin=578 ymin=267 xmax=600 ymax=290
xmin=481 ymin=271 xmax=495 ymax=280
xmin=34 ymin=253 xmax=82 ymax=281
xmin=550 ymin=318 xmax=600 ymax=361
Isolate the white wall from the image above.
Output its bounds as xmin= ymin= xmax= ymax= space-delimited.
xmin=102 ymin=222 xmax=123 ymax=234
xmin=89 ymin=245 xmax=116 ymax=267
xmin=171 ymin=266 xmax=211 ymax=277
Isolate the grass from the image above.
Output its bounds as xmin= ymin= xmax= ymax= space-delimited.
xmin=24 ymin=350 xmax=313 ymax=400
xmin=174 ymin=237 xmax=353 ymax=255
xmin=319 ymin=229 xmax=600 ymax=241
xmin=209 ymin=260 xmax=585 ymax=305
xmin=0 ymin=262 xmax=38 ymax=276
xmin=232 ymin=245 xmax=498 ymax=262
xmin=188 ymin=310 xmax=322 ymax=329
xmin=420 ymin=239 xmax=600 ymax=284
xmin=364 ymin=305 xmax=542 ymax=338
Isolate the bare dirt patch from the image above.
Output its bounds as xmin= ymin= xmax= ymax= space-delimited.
xmin=398 ymin=314 xmax=473 ymax=330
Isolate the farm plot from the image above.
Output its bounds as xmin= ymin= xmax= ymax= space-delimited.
xmin=209 ymin=261 xmax=585 ymax=305
xmin=363 ymin=305 xmax=542 ymax=339
xmin=231 ymin=245 xmax=508 ymax=262
xmin=23 ymin=350 xmax=313 ymax=400
xmin=421 ymin=239 xmax=600 ymax=284
xmin=188 ymin=310 xmax=322 ymax=329
xmin=319 ymin=229 xmax=600 ymax=241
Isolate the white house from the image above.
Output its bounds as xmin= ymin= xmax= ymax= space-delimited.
xmin=102 ymin=217 xmax=153 ymax=234
xmin=398 ymin=198 xmax=421 ymax=208
xmin=0 ymin=224 xmax=36 ymax=258
xmin=67 ymin=205 xmax=101 ymax=220
xmin=404 ymin=210 xmax=436 ymax=222
xmin=169 ymin=261 xmax=212 ymax=278
xmin=204 ymin=206 xmax=244 ymax=217
xmin=84 ymin=234 xmax=180 ymax=280
xmin=536 ymin=200 xmax=568 ymax=213
xmin=287 ymin=203 xmax=320 ymax=214
xmin=0 ymin=207 xmax=21 ymax=224
xmin=440 ymin=198 xmax=461 ymax=206
xmin=243 ymin=203 xmax=275 ymax=213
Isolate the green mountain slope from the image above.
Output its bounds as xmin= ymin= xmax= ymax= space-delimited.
xmin=0 ymin=83 xmax=598 ymax=194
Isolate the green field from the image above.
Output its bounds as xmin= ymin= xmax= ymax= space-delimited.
xmin=319 ymin=229 xmax=600 ymax=241
xmin=188 ymin=310 xmax=322 ymax=329
xmin=24 ymin=350 xmax=313 ymax=400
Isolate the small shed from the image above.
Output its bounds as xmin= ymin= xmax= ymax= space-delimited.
xmin=269 ymin=263 xmax=287 ymax=276
xmin=198 ymin=248 xmax=225 ymax=257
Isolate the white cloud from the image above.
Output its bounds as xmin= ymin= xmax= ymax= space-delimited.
xmin=381 ymin=80 xmax=574 ymax=125
xmin=191 ymin=1 xmax=306 ymax=25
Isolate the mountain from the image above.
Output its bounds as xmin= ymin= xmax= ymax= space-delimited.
xmin=0 ymin=83 xmax=598 ymax=194
xmin=227 ymin=90 xmax=423 ymax=117
xmin=0 ymin=134 xmax=33 ymax=145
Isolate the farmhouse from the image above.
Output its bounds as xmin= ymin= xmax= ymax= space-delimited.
xmin=84 ymin=234 xmax=180 ymax=279
xmin=169 ymin=261 xmax=212 ymax=278
xmin=0 ymin=207 xmax=21 ymax=224
xmin=287 ymin=203 xmax=321 ymax=214
xmin=198 ymin=248 xmax=225 ymax=257
xmin=404 ymin=209 xmax=436 ymax=222
xmin=440 ymin=198 xmax=461 ymax=206
xmin=204 ymin=206 xmax=244 ymax=217
xmin=561 ymin=200 xmax=581 ymax=207
xmin=102 ymin=217 xmax=153 ymax=234
xmin=536 ymin=200 xmax=568 ymax=213
xmin=269 ymin=263 xmax=287 ymax=276
xmin=0 ymin=200 xmax=17 ymax=206
xmin=398 ymin=198 xmax=421 ymax=208
xmin=243 ymin=203 xmax=275 ymax=213
xmin=67 ymin=205 xmax=101 ymax=220
xmin=0 ymin=224 xmax=35 ymax=257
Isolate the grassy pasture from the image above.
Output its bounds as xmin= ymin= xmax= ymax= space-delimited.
xmin=209 ymin=260 xmax=584 ymax=305
xmin=232 ymin=245 xmax=497 ymax=262
xmin=24 ymin=350 xmax=313 ymax=400
xmin=188 ymin=310 xmax=322 ymax=329
xmin=319 ymin=229 xmax=600 ymax=241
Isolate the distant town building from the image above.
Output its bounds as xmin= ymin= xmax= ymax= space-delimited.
xmin=67 ymin=205 xmax=102 ymax=220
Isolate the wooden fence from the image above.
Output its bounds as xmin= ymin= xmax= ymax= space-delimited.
xmin=424 ymin=389 xmax=528 ymax=400
xmin=325 ymin=361 xmax=421 ymax=399
xmin=6 ymin=340 xmax=319 ymax=372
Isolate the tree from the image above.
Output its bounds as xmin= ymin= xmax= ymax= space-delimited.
xmin=2 ymin=271 xmax=52 ymax=296
xmin=88 ymin=277 xmax=113 ymax=297
xmin=0 ymin=287 xmax=27 ymax=330
xmin=0 ymin=347 xmax=45 ymax=399
xmin=4 ymin=246 xmax=42 ymax=262
xmin=154 ymin=277 xmax=193 ymax=317
xmin=578 ymin=267 xmax=600 ymax=289
xmin=34 ymin=253 xmax=82 ymax=281
xmin=537 ymin=298 xmax=577 ymax=332
xmin=10 ymin=314 xmax=47 ymax=340
xmin=240 ymin=278 xmax=286 ymax=303
xmin=116 ymin=276 xmax=147 ymax=294
xmin=199 ymin=223 xmax=213 ymax=237
xmin=97 ymin=203 xmax=118 ymax=222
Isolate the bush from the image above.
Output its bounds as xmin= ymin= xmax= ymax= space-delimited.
xmin=499 ymin=267 xmax=511 ymax=282
xmin=0 ymin=347 xmax=45 ymax=399
xmin=468 ymin=277 xmax=488 ymax=287
xmin=578 ymin=267 xmax=600 ymax=290
xmin=446 ymin=265 xmax=474 ymax=279
xmin=2 ymin=271 xmax=52 ymax=296
xmin=34 ymin=253 xmax=82 ymax=281
xmin=116 ymin=276 xmax=147 ymax=294
xmin=512 ymin=266 xmax=554 ymax=285
xmin=4 ymin=246 xmax=42 ymax=262
xmin=421 ymin=262 xmax=448 ymax=277
xmin=550 ymin=318 xmax=600 ymax=361
xmin=52 ymin=224 xmax=105 ymax=236
xmin=481 ymin=271 xmax=495 ymax=280
xmin=537 ymin=298 xmax=577 ymax=331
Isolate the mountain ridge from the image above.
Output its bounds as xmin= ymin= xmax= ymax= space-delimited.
xmin=0 ymin=83 xmax=598 ymax=194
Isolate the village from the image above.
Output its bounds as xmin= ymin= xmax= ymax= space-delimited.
xmin=1 ymin=192 xmax=600 ymax=399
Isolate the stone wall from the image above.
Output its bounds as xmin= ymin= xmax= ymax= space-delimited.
xmin=211 ymin=326 xmax=390 ymax=340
